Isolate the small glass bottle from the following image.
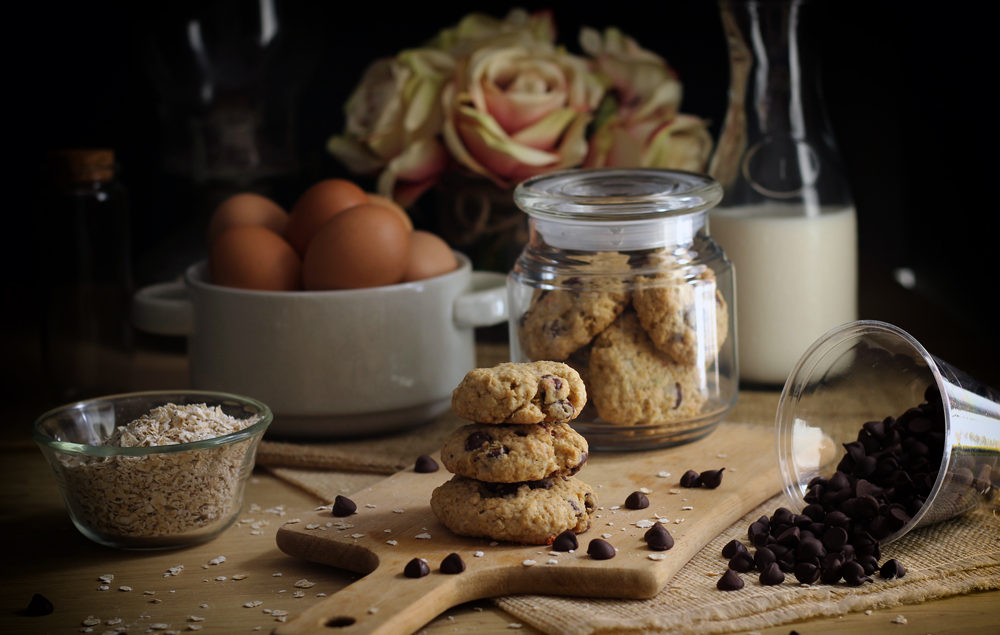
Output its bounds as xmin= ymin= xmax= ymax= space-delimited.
xmin=38 ymin=149 xmax=134 ymax=401
xmin=709 ymin=0 xmax=858 ymax=387
xmin=508 ymin=168 xmax=736 ymax=451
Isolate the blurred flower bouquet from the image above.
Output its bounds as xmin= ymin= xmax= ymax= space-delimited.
xmin=327 ymin=8 xmax=713 ymax=206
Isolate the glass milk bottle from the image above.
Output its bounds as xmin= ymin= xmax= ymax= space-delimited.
xmin=709 ymin=0 xmax=857 ymax=386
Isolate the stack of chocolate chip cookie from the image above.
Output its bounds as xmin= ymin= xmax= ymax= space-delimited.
xmin=430 ymin=361 xmax=596 ymax=545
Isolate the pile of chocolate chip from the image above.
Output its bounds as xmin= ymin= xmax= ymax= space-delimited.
xmin=717 ymin=385 xmax=947 ymax=590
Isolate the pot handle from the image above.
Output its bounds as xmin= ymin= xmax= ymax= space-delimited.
xmin=454 ymin=271 xmax=508 ymax=328
xmin=131 ymin=279 xmax=194 ymax=336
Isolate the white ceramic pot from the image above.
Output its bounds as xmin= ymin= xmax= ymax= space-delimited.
xmin=132 ymin=253 xmax=508 ymax=437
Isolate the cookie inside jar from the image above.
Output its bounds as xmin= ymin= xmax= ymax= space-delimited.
xmin=509 ymin=247 xmax=735 ymax=451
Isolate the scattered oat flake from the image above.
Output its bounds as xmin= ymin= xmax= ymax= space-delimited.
xmin=415 ymin=532 xmax=432 ymax=540
xmin=891 ymin=615 xmax=907 ymax=625
xmin=271 ymin=610 xmax=289 ymax=617
xmin=105 ymin=618 xmax=123 ymax=625
xmin=522 ymin=560 xmax=537 ymax=567
xmin=316 ymin=593 xmax=327 ymax=598
xmin=392 ymin=508 xmax=405 ymax=513
xmin=148 ymin=624 xmax=170 ymax=631
xmin=865 ymin=610 xmax=873 ymax=616
xmin=508 ymin=624 xmax=523 ymax=629
xmin=601 ymin=533 xmax=612 ymax=539
xmin=283 ymin=519 xmax=301 ymax=525
xmin=656 ymin=471 xmax=672 ymax=478
xmin=350 ymin=533 xmax=365 ymax=539
xmin=97 ymin=585 xmax=110 ymax=591
xmin=82 ymin=617 xmax=102 ymax=626
xmin=208 ymin=556 xmax=226 ymax=565
xmin=638 ymin=487 xmax=652 ymax=494
xmin=635 ymin=519 xmax=655 ymax=528
xmin=365 ymin=503 xmax=376 ymax=508
xmin=610 ymin=505 xmax=621 ymax=510
xmin=98 ymin=574 xmax=114 ymax=583
xmin=682 ymin=505 xmax=694 ymax=511
xmin=166 ymin=565 xmax=184 ymax=576
xmin=474 ymin=551 xmax=485 ymax=557
xmin=232 ymin=574 xmax=248 ymax=580
xmin=293 ymin=591 xmax=305 ymax=598
xmin=150 ymin=598 xmax=163 ymax=604
xmin=199 ymin=604 xmax=209 ymax=609
xmin=118 ymin=585 xmax=132 ymax=592
xmin=648 ymin=554 xmax=666 ymax=561
xmin=386 ymin=539 xmax=398 ymax=546
xmin=215 ymin=576 xmax=227 ymax=581
xmin=272 ymin=572 xmax=283 ymax=577
xmin=186 ymin=626 xmax=203 ymax=632
xmin=187 ymin=616 xmax=205 ymax=622
xmin=669 ymin=489 xmax=681 ymax=495
xmin=294 ymin=579 xmax=316 ymax=588
xmin=244 ymin=601 xmax=264 ymax=608
xmin=367 ymin=607 xmax=379 ymax=615
xmin=305 ymin=523 xmax=320 ymax=530
xmin=547 ymin=559 xmax=559 ymax=565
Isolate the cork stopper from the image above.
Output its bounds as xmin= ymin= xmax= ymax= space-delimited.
xmin=47 ymin=149 xmax=115 ymax=184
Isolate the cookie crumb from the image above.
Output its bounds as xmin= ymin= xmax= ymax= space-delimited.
xmin=415 ymin=532 xmax=432 ymax=540
xmin=657 ymin=471 xmax=672 ymax=478
xmin=891 ymin=615 xmax=907 ymax=625
xmin=293 ymin=579 xmax=315 ymax=588
xmin=386 ymin=540 xmax=398 ymax=546
xmin=474 ymin=551 xmax=485 ymax=557
xmin=367 ymin=607 xmax=378 ymax=615
xmin=508 ymin=624 xmax=523 ymax=629
xmin=648 ymin=553 xmax=666 ymax=561
xmin=522 ymin=559 xmax=537 ymax=567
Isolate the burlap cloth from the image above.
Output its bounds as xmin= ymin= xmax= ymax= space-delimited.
xmin=254 ymin=350 xmax=1000 ymax=634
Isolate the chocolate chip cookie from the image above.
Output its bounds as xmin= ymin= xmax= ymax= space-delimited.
xmin=441 ymin=422 xmax=589 ymax=483
xmin=430 ymin=475 xmax=597 ymax=545
xmin=451 ymin=361 xmax=587 ymax=424
xmin=588 ymin=310 xmax=707 ymax=426
xmin=516 ymin=252 xmax=632 ymax=361
xmin=632 ymin=270 xmax=729 ymax=366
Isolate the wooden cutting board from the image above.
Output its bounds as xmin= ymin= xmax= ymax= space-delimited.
xmin=275 ymin=422 xmax=781 ymax=635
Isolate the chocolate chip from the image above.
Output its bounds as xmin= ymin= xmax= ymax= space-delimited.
xmin=20 ymin=593 xmax=54 ymax=616
xmin=754 ymin=546 xmax=776 ymax=571
xmin=717 ymin=569 xmax=744 ymax=591
xmin=552 ymin=530 xmax=578 ymax=552
xmin=679 ymin=470 xmax=702 ymax=488
xmin=729 ymin=550 xmax=755 ymax=573
xmin=759 ymin=562 xmax=785 ymax=585
xmin=404 ymin=558 xmax=430 ymax=578
xmin=822 ymin=526 xmax=848 ymax=551
xmin=673 ymin=382 xmax=683 ymax=409
xmin=414 ymin=454 xmax=439 ymax=473
xmin=587 ymin=538 xmax=616 ymax=560
xmin=465 ymin=430 xmax=492 ymax=451
xmin=880 ymin=558 xmax=906 ymax=579
xmin=440 ymin=553 xmax=465 ymax=574
xmin=644 ymin=523 xmax=674 ymax=551
xmin=819 ymin=556 xmax=843 ymax=584
xmin=841 ymin=560 xmax=871 ymax=586
xmin=794 ymin=562 xmax=821 ymax=584
xmin=722 ymin=539 xmax=748 ymax=559
xmin=486 ymin=445 xmax=509 ymax=458
xmin=699 ymin=468 xmax=725 ymax=489
xmin=331 ymin=495 xmax=357 ymax=517
xmin=625 ymin=491 xmax=650 ymax=509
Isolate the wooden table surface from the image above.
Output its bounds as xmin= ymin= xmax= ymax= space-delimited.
xmin=2 ymin=342 xmax=997 ymax=634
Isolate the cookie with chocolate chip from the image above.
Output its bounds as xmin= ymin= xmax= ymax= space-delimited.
xmin=516 ymin=252 xmax=631 ymax=362
xmin=430 ymin=475 xmax=597 ymax=545
xmin=632 ymin=269 xmax=729 ymax=366
xmin=588 ymin=310 xmax=707 ymax=426
xmin=451 ymin=361 xmax=587 ymax=424
xmin=441 ymin=422 xmax=588 ymax=483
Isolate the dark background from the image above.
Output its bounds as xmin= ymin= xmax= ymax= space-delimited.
xmin=5 ymin=0 xmax=998 ymax=404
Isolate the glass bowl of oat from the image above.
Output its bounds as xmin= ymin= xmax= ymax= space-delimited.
xmin=32 ymin=390 xmax=272 ymax=550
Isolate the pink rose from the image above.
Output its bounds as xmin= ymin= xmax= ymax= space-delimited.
xmin=442 ymin=41 xmax=604 ymax=187
xmin=326 ymin=49 xmax=453 ymax=205
xmin=580 ymin=27 xmax=713 ymax=171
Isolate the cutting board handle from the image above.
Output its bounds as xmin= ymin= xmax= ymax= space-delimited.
xmin=274 ymin=562 xmax=491 ymax=635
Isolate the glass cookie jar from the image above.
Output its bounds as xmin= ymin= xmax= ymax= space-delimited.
xmin=508 ymin=168 xmax=737 ymax=450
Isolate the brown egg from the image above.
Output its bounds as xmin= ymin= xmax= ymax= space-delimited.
xmin=302 ymin=203 xmax=411 ymax=290
xmin=285 ymin=178 xmax=369 ymax=256
xmin=207 ymin=192 xmax=288 ymax=244
xmin=402 ymin=230 xmax=459 ymax=282
xmin=210 ymin=225 xmax=302 ymax=291
xmin=367 ymin=192 xmax=413 ymax=231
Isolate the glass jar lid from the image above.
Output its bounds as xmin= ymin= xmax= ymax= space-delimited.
xmin=514 ymin=168 xmax=723 ymax=251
